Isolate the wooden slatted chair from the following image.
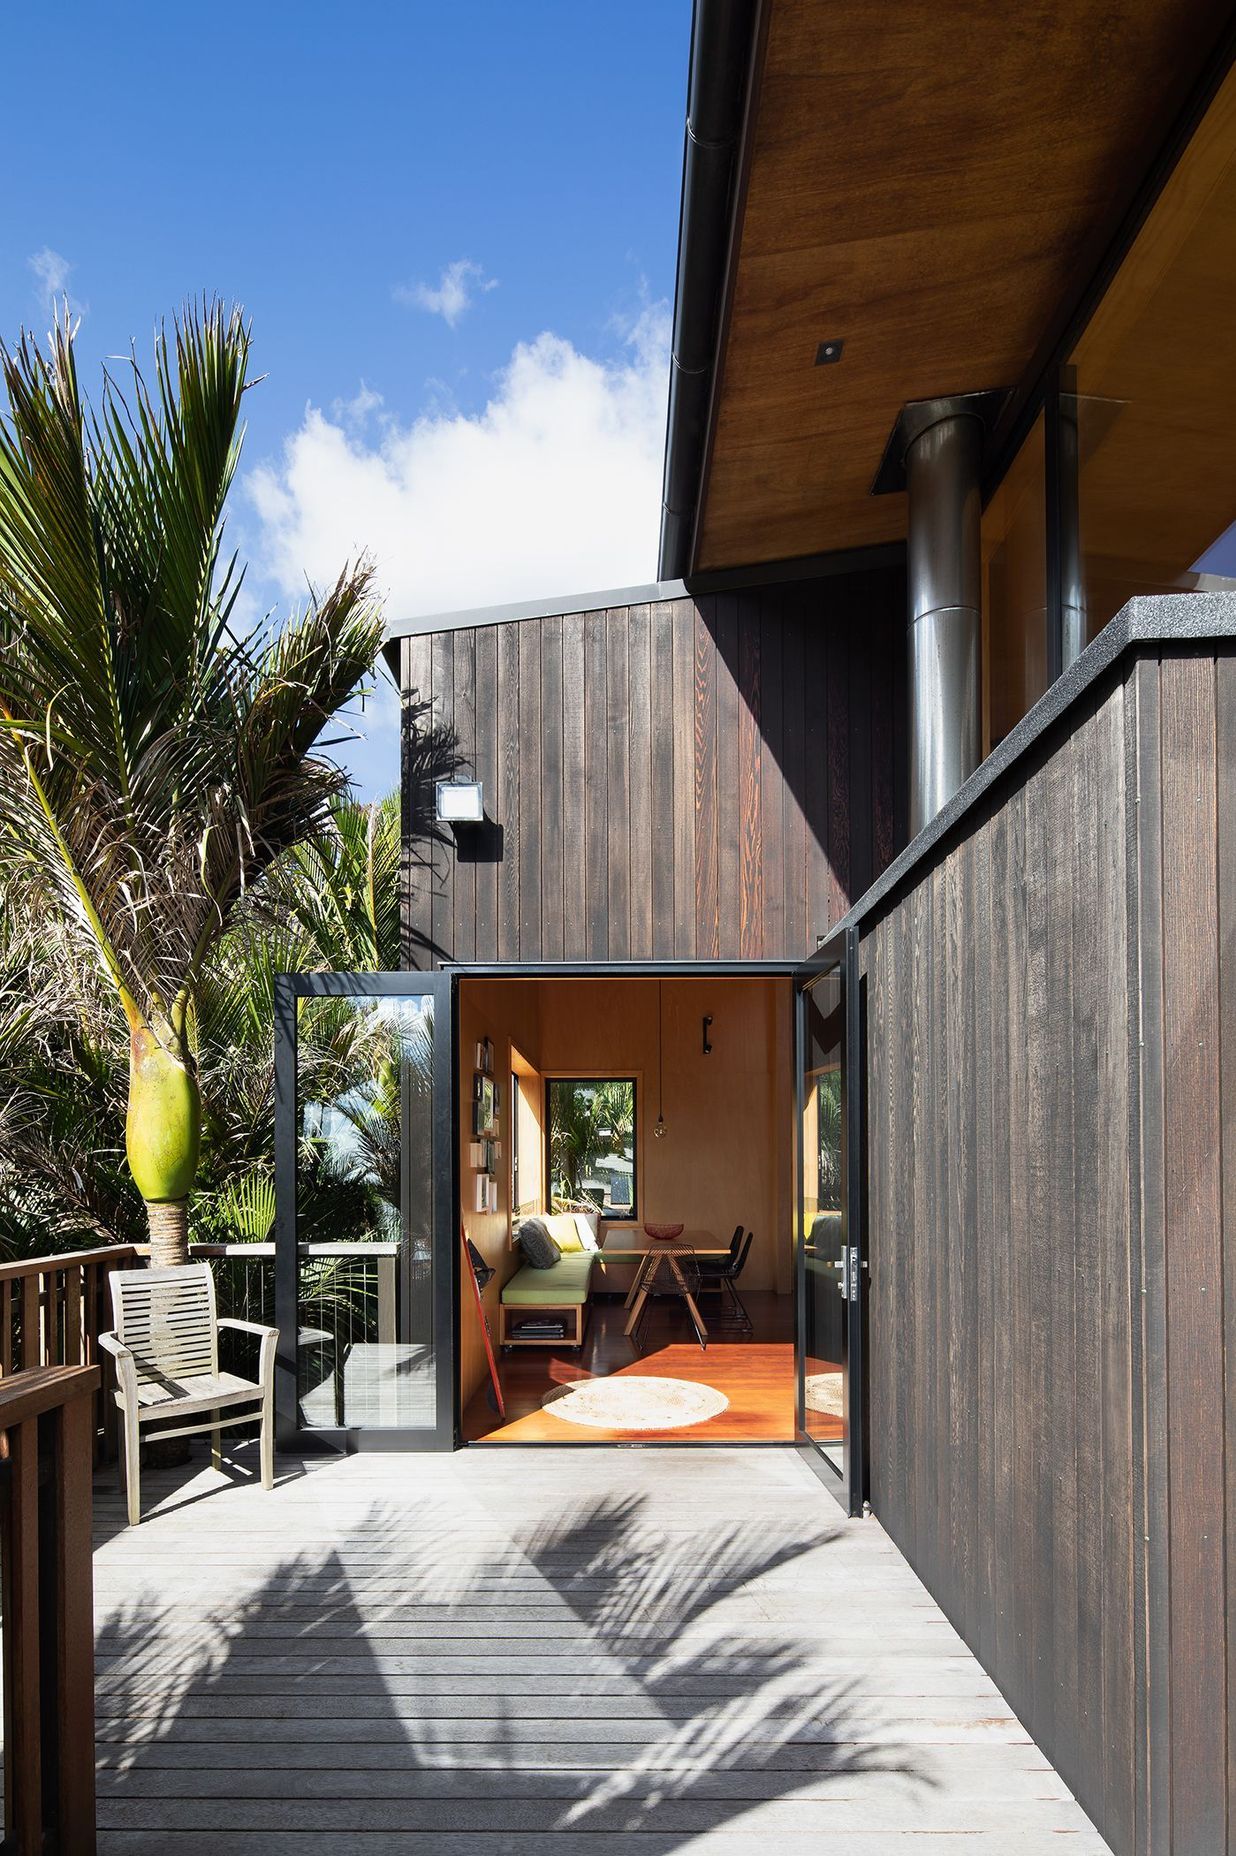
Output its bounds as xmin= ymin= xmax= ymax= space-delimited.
xmin=98 ymin=1263 xmax=277 ymax=1526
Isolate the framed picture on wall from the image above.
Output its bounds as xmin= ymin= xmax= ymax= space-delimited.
xmin=473 ymin=1075 xmax=497 ymax=1137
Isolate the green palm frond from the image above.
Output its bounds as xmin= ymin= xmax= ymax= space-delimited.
xmin=0 ymin=303 xmax=383 ymax=1030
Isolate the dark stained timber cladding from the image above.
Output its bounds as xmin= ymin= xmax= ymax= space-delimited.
xmin=863 ymin=643 xmax=1236 ymax=1856
xmin=397 ymin=566 xmax=906 ymax=965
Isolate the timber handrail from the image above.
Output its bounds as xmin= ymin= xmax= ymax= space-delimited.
xmin=0 ymin=1363 xmax=100 ymax=1855
xmin=0 ymin=1246 xmax=141 ymax=1461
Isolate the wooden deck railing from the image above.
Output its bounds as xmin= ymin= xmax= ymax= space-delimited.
xmin=0 ymin=1247 xmax=141 ymax=1462
xmin=0 ymin=1364 xmax=100 ymax=1855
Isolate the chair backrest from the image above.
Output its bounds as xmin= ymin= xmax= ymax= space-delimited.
xmin=728 ymin=1224 xmax=744 ymax=1258
xmin=110 ymin=1263 xmax=219 ymax=1386
xmin=731 ymin=1232 xmax=754 ymax=1279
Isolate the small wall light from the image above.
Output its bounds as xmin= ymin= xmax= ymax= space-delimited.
xmin=435 ymin=779 xmax=484 ymax=825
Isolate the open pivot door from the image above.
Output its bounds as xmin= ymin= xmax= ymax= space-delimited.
xmin=273 ymin=970 xmax=458 ymax=1450
xmin=794 ymin=928 xmax=865 ymax=1514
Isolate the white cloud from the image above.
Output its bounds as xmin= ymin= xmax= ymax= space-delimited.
xmin=246 ymin=304 xmax=670 ymax=623
xmin=330 ymin=380 xmax=384 ymax=429
xmin=28 ymin=246 xmax=81 ymax=317
xmin=394 ymin=258 xmax=497 ymax=328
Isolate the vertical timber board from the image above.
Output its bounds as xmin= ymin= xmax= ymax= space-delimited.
xmin=694 ymin=596 xmax=720 ymax=957
xmin=583 ymin=611 xmax=609 ymax=960
xmin=1071 ymin=686 xmax=1106 ymax=1821
xmin=649 ymin=601 xmax=676 ymax=958
xmin=1159 ymin=651 xmax=1225 ymax=1856
xmin=560 ymin=613 xmax=587 ymax=962
xmin=908 ymin=863 xmax=932 ymax=1572
xmin=1022 ymin=741 xmax=1055 ymax=1744
xmin=804 ymin=598 xmax=831 ymax=944
xmin=430 ymin=628 xmax=456 ymax=965
xmin=518 ymin=621 xmax=542 ymax=960
xmin=848 ymin=571 xmax=873 ymax=903
xmin=627 ymin=603 xmax=654 ymax=960
xmin=758 ymin=595 xmax=785 ymax=957
xmin=1096 ymin=675 xmax=1137 ymax=1856
xmin=606 ymin=608 xmax=632 ymax=961
xmin=1218 ymin=652 xmax=1236 ymax=1852
xmin=1131 ymin=653 xmax=1169 ymax=1856
xmin=496 ymin=621 xmax=522 ymax=961
xmin=451 ymin=628 xmax=477 ymax=964
xmin=539 ymin=612 xmax=565 ymax=962
xmin=738 ymin=598 xmax=764 ymax=957
xmin=781 ymin=592 xmax=808 ymax=955
xmin=989 ymin=782 xmax=1018 ymax=1695
xmin=671 ymin=597 xmax=697 ymax=958
xmin=827 ymin=592 xmax=852 ymax=928
xmin=1052 ymin=716 xmax=1081 ymax=1798
xmin=888 ymin=896 xmax=914 ymax=1542
xmin=714 ymin=594 xmax=741 ymax=957
xmin=473 ymin=625 xmax=499 ymax=961
xmin=401 ymin=635 xmax=434 ymax=968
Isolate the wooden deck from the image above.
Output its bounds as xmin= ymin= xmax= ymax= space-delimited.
xmin=89 ymin=1442 xmax=1113 ymax=1852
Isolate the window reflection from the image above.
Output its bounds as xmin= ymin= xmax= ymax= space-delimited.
xmin=296 ymin=993 xmax=435 ymax=1429
xmin=1068 ymin=62 xmax=1236 ymax=633
xmin=982 ymin=412 xmax=1048 ymax=748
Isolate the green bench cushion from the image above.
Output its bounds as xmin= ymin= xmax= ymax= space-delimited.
xmin=502 ymin=1253 xmax=596 ymax=1307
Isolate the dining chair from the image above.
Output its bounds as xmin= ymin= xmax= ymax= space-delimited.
xmin=697 ymin=1225 xmax=744 ymax=1287
xmin=701 ymin=1230 xmax=754 ymax=1333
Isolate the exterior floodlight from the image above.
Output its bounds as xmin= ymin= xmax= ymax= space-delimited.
xmin=435 ymin=780 xmax=484 ymax=824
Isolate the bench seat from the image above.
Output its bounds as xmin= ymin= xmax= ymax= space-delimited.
xmin=500 ymin=1253 xmax=596 ymax=1346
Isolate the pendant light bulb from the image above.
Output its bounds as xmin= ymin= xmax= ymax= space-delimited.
xmin=654 ymin=1114 xmax=667 ymax=1140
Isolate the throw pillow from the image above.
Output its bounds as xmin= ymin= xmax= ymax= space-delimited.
xmin=518 ymin=1219 xmax=562 ymax=1270
xmin=572 ymin=1211 xmax=600 ymax=1251
xmin=544 ymin=1212 xmax=585 ymax=1252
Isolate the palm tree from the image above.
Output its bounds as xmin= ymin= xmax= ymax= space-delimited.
xmin=0 ymin=303 xmax=382 ymax=1265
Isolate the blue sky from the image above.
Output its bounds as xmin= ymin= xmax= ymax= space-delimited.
xmin=2 ymin=1 xmax=691 ymax=798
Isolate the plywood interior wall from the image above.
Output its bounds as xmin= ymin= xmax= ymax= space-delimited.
xmin=457 ymin=974 xmax=794 ymax=1410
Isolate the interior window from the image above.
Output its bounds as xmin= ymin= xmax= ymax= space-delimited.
xmin=546 ymin=1077 xmax=637 ymax=1220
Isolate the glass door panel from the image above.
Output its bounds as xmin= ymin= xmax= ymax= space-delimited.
xmin=795 ymin=929 xmax=863 ymax=1512
xmin=274 ymin=972 xmax=455 ymax=1448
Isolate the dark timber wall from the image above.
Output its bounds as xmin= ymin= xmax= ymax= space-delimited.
xmin=861 ymin=639 xmax=1236 ymax=1856
xmin=399 ymin=567 xmax=906 ymax=966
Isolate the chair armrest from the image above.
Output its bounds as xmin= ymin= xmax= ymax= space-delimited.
xmin=218 ymin=1320 xmax=279 ymax=1395
xmin=97 ymin=1329 xmax=138 ymax=1400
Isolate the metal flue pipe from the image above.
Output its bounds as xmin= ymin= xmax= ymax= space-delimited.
xmin=905 ymin=410 xmax=983 ymax=836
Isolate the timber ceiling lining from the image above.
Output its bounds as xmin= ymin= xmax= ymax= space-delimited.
xmin=695 ymin=0 xmax=1231 ymax=572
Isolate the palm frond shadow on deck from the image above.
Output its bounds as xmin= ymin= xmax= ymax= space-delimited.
xmin=92 ymin=1481 xmax=936 ymax=1850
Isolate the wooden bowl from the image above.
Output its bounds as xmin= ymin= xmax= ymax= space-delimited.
xmin=643 ymin=1222 xmax=684 ymax=1241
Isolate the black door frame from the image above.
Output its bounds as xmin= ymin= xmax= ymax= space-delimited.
xmin=273 ymin=968 xmax=458 ymax=1452
xmin=793 ymin=927 xmax=866 ymax=1516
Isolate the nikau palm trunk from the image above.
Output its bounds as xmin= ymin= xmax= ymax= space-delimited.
xmin=126 ymin=1017 xmax=201 ymax=1268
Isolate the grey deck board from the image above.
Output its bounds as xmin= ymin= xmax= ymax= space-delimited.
xmin=84 ymin=1444 xmax=1110 ymax=1852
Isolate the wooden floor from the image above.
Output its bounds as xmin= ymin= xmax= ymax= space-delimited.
xmin=87 ymin=1441 xmax=1114 ymax=1852
xmin=464 ymin=1290 xmax=805 ymax=1443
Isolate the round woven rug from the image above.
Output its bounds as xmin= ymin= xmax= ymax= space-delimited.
xmin=804 ymin=1372 xmax=843 ymax=1416
xmin=541 ymin=1376 xmax=729 ymax=1431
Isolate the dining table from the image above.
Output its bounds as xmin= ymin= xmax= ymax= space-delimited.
xmin=600 ymin=1230 xmax=729 ymax=1347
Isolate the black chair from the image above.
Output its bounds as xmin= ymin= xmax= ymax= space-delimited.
xmin=700 ymin=1230 xmax=754 ymax=1332
xmin=698 ymin=1224 xmax=745 ymax=1283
